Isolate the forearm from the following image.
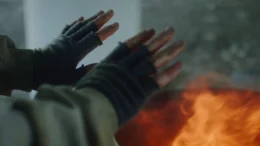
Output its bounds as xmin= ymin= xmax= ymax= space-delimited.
xmin=0 ymin=84 xmax=118 ymax=146
xmin=0 ymin=35 xmax=34 ymax=93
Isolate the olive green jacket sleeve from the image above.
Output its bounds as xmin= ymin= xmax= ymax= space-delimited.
xmin=0 ymin=35 xmax=33 ymax=94
xmin=0 ymin=84 xmax=119 ymax=146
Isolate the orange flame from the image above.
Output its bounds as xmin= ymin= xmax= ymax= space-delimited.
xmin=173 ymin=89 xmax=260 ymax=146
xmin=116 ymin=74 xmax=260 ymax=146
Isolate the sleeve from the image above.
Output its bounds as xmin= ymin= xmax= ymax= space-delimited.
xmin=0 ymin=84 xmax=118 ymax=146
xmin=0 ymin=35 xmax=33 ymax=93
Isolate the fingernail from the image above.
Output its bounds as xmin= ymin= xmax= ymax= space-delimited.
xmin=107 ymin=9 xmax=113 ymax=14
xmin=145 ymin=28 xmax=154 ymax=32
xmin=164 ymin=27 xmax=175 ymax=32
xmin=112 ymin=22 xmax=119 ymax=27
xmin=78 ymin=16 xmax=84 ymax=21
xmin=97 ymin=10 xmax=104 ymax=15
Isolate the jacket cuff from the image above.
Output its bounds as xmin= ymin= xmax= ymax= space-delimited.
xmin=75 ymin=63 xmax=146 ymax=126
xmin=5 ymin=48 xmax=34 ymax=91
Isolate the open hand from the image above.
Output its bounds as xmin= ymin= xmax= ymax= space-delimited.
xmin=33 ymin=9 xmax=119 ymax=88
xmin=75 ymin=27 xmax=184 ymax=125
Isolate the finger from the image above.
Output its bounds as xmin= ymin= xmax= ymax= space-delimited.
xmin=103 ymin=28 xmax=154 ymax=62
xmin=155 ymin=61 xmax=182 ymax=88
xmin=71 ymin=10 xmax=114 ymax=39
xmin=94 ymin=9 xmax=114 ymax=29
xmin=125 ymin=28 xmax=155 ymax=50
xmin=83 ymin=10 xmax=104 ymax=24
xmin=130 ymin=41 xmax=184 ymax=78
xmin=61 ymin=17 xmax=84 ymax=34
xmin=70 ymin=16 xmax=85 ymax=26
xmin=152 ymin=40 xmax=184 ymax=69
xmin=72 ymin=10 xmax=104 ymax=26
xmin=97 ymin=22 xmax=119 ymax=41
xmin=64 ymin=11 xmax=104 ymax=36
xmin=146 ymin=27 xmax=175 ymax=53
xmin=114 ymin=29 xmax=156 ymax=69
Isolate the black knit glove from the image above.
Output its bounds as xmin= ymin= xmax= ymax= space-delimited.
xmin=75 ymin=43 xmax=159 ymax=126
xmin=32 ymin=20 xmax=102 ymax=88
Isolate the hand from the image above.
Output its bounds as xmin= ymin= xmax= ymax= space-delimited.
xmin=75 ymin=27 xmax=184 ymax=125
xmin=124 ymin=27 xmax=184 ymax=88
xmin=32 ymin=10 xmax=119 ymax=88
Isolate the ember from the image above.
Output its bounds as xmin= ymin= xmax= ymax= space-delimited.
xmin=116 ymin=89 xmax=260 ymax=146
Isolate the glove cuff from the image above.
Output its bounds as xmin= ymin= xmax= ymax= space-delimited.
xmin=75 ymin=63 xmax=146 ymax=126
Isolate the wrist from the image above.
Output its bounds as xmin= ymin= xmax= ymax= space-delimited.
xmin=75 ymin=63 xmax=147 ymax=126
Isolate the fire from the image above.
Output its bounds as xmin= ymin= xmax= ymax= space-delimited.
xmin=173 ymin=89 xmax=260 ymax=146
xmin=116 ymin=89 xmax=260 ymax=146
xmin=116 ymin=75 xmax=260 ymax=146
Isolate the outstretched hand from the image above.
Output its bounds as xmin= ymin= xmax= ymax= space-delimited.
xmin=64 ymin=10 xmax=119 ymax=74
xmin=75 ymin=26 xmax=184 ymax=125
xmin=123 ymin=27 xmax=184 ymax=88
xmin=32 ymin=10 xmax=119 ymax=88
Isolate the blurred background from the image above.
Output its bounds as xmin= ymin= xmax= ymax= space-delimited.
xmin=2 ymin=0 xmax=260 ymax=97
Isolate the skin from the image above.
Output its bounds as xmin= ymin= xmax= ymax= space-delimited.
xmin=77 ymin=9 xmax=184 ymax=88
xmin=70 ymin=10 xmax=119 ymax=72
xmin=0 ymin=10 xmax=183 ymax=95
xmin=69 ymin=9 xmax=119 ymax=42
xmin=123 ymin=27 xmax=184 ymax=88
xmin=0 ymin=10 xmax=118 ymax=96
